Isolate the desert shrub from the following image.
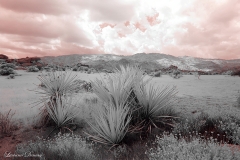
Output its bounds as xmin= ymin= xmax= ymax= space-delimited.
xmin=218 ymin=115 xmax=240 ymax=145
xmin=43 ymin=67 xmax=51 ymax=72
xmin=154 ymin=71 xmax=161 ymax=77
xmin=0 ymin=109 xmax=18 ymax=137
xmin=146 ymin=134 xmax=240 ymax=160
xmin=15 ymin=133 xmax=96 ymax=160
xmin=0 ymin=59 xmax=5 ymax=63
xmin=0 ymin=67 xmax=16 ymax=75
xmin=82 ymin=82 xmax=93 ymax=92
xmin=87 ymin=69 xmax=91 ymax=74
xmin=170 ymin=70 xmax=182 ymax=79
xmin=0 ymin=63 xmax=15 ymax=69
xmin=72 ymin=66 xmax=78 ymax=71
xmin=7 ymin=74 xmax=15 ymax=79
xmin=173 ymin=113 xmax=209 ymax=137
xmin=173 ymin=113 xmax=240 ymax=145
xmin=27 ymin=66 xmax=39 ymax=72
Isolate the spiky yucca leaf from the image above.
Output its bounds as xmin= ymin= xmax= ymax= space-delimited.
xmin=87 ymin=102 xmax=131 ymax=145
xmin=45 ymin=95 xmax=80 ymax=128
xmin=36 ymin=71 xmax=79 ymax=104
xmin=91 ymin=65 xmax=151 ymax=108
xmin=92 ymin=76 xmax=134 ymax=108
xmin=135 ymin=83 xmax=178 ymax=125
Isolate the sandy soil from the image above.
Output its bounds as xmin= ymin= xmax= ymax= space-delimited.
xmin=0 ymin=70 xmax=240 ymax=158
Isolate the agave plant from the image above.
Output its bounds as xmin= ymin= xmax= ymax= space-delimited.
xmin=86 ymin=102 xmax=132 ymax=146
xmin=134 ymin=82 xmax=178 ymax=131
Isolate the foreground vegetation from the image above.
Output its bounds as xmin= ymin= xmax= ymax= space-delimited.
xmin=1 ymin=65 xmax=240 ymax=159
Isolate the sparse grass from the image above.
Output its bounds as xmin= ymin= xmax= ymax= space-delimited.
xmin=0 ymin=109 xmax=18 ymax=137
xmin=15 ymin=133 xmax=96 ymax=160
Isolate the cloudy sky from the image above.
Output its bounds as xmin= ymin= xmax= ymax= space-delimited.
xmin=0 ymin=0 xmax=239 ymax=59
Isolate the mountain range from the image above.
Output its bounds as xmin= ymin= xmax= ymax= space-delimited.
xmin=40 ymin=53 xmax=240 ymax=73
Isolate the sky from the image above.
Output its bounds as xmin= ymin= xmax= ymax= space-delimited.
xmin=0 ymin=0 xmax=239 ymax=60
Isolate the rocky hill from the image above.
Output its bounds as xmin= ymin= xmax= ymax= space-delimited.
xmin=40 ymin=53 xmax=240 ymax=74
xmin=1 ymin=53 xmax=240 ymax=75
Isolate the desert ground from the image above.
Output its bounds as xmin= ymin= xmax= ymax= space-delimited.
xmin=0 ymin=70 xmax=240 ymax=159
xmin=1 ymin=71 xmax=239 ymax=120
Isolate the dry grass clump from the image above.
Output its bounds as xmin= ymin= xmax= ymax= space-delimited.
xmin=0 ymin=109 xmax=18 ymax=137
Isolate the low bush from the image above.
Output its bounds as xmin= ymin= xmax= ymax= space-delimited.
xmin=0 ymin=67 xmax=16 ymax=75
xmin=0 ymin=63 xmax=15 ymax=69
xmin=146 ymin=134 xmax=240 ymax=160
xmin=154 ymin=71 xmax=161 ymax=77
xmin=173 ymin=113 xmax=240 ymax=145
xmin=27 ymin=66 xmax=39 ymax=72
xmin=15 ymin=133 xmax=96 ymax=160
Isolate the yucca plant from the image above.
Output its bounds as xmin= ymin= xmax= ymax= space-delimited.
xmin=36 ymin=71 xmax=79 ymax=104
xmin=34 ymin=71 xmax=80 ymax=127
xmin=46 ymin=94 xmax=80 ymax=130
xmin=134 ymin=82 xmax=178 ymax=132
xmin=92 ymin=65 xmax=151 ymax=108
xmin=90 ymin=65 xmax=154 ymax=136
xmin=86 ymin=102 xmax=132 ymax=146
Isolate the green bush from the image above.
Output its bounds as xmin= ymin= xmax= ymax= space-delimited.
xmin=146 ymin=134 xmax=240 ymax=160
xmin=15 ymin=133 xmax=96 ymax=160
